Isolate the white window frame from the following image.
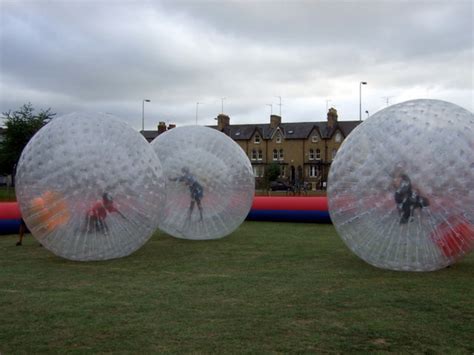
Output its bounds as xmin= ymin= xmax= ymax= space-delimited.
xmin=273 ymin=149 xmax=278 ymax=161
xmin=309 ymin=165 xmax=318 ymax=177
xmin=335 ymin=132 xmax=342 ymax=143
xmin=257 ymin=149 xmax=263 ymax=161
xmin=251 ymin=149 xmax=257 ymax=161
xmin=309 ymin=149 xmax=314 ymax=160
xmin=254 ymin=134 xmax=261 ymax=144
xmin=276 ymin=134 xmax=282 ymax=144
xmin=253 ymin=165 xmax=264 ymax=177
xmin=311 ymin=135 xmax=319 ymax=143
xmin=280 ymin=165 xmax=286 ymax=177
xmin=316 ymin=148 xmax=321 ymax=160
xmin=279 ymin=149 xmax=284 ymax=161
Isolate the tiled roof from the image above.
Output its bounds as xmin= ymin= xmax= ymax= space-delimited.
xmin=140 ymin=130 xmax=160 ymax=142
xmin=141 ymin=120 xmax=361 ymax=142
xmin=209 ymin=120 xmax=361 ymax=140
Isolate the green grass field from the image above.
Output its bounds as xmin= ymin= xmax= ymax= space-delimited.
xmin=0 ymin=186 xmax=16 ymax=201
xmin=1 ymin=222 xmax=473 ymax=353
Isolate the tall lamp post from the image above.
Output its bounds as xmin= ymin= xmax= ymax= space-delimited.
xmin=142 ymin=99 xmax=151 ymax=131
xmin=359 ymin=81 xmax=367 ymax=121
xmin=196 ymin=102 xmax=201 ymax=125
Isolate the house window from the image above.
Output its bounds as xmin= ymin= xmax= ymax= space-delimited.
xmin=280 ymin=165 xmax=286 ymax=177
xmin=332 ymin=148 xmax=337 ymax=160
xmin=316 ymin=149 xmax=321 ymax=160
xmin=309 ymin=149 xmax=315 ymax=160
xmin=311 ymin=135 xmax=319 ymax=143
xmin=251 ymin=149 xmax=257 ymax=160
xmin=273 ymin=149 xmax=278 ymax=160
xmin=335 ymin=132 xmax=342 ymax=143
xmin=276 ymin=134 xmax=282 ymax=143
xmin=309 ymin=166 xmax=319 ymax=177
xmin=254 ymin=134 xmax=261 ymax=144
xmin=253 ymin=165 xmax=264 ymax=177
xmin=257 ymin=149 xmax=263 ymax=161
xmin=279 ymin=149 xmax=284 ymax=160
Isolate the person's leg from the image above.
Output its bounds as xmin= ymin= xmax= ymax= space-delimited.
xmin=16 ymin=221 xmax=26 ymax=246
xmin=400 ymin=202 xmax=411 ymax=224
xmin=197 ymin=200 xmax=203 ymax=221
xmin=188 ymin=200 xmax=195 ymax=219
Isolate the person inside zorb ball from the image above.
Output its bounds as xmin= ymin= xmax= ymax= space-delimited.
xmin=15 ymin=112 xmax=165 ymax=261
xmin=328 ymin=99 xmax=474 ymax=271
xmin=151 ymin=125 xmax=255 ymax=240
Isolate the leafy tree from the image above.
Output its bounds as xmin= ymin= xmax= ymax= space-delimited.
xmin=0 ymin=103 xmax=55 ymax=177
xmin=265 ymin=162 xmax=281 ymax=183
xmin=260 ymin=162 xmax=282 ymax=191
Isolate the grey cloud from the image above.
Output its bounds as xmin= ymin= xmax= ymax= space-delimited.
xmin=0 ymin=0 xmax=472 ymax=129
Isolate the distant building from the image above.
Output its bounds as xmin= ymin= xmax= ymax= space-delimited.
xmin=140 ymin=121 xmax=176 ymax=142
xmin=141 ymin=109 xmax=361 ymax=190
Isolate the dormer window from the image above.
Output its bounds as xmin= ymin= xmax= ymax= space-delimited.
xmin=335 ymin=132 xmax=342 ymax=143
xmin=276 ymin=134 xmax=282 ymax=143
xmin=311 ymin=135 xmax=319 ymax=143
xmin=254 ymin=134 xmax=261 ymax=144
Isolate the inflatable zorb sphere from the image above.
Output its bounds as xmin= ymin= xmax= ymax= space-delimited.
xmin=328 ymin=99 xmax=474 ymax=271
xmin=151 ymin=126 xmax=255 ymax=240
xmin=15 ymin=112 xmax=165 ymax=261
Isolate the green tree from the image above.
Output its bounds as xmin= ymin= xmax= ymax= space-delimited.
xmin=261 ymin=162 xmax=281 ymax=191
xmin=0 ymin=103 xmax=55 ymax=177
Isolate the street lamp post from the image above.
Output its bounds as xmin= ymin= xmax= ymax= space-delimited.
xmin=359 ymin=81 xmax=367 ymax=121
xmin=142 ymin=99 xmax=151 ymax=131
xmin=221 ymin=98 xmax=226 ymax=114
xmin=196 ymin=102 xmax=201 ymax=125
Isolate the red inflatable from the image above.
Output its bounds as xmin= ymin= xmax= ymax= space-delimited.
xmin=0 ymin=202 xmax=22 ymax=235
xmin=247 ymin=196 xmax=330 ymax=223
xmin=0 ymin=202 xmax=21 ymax=219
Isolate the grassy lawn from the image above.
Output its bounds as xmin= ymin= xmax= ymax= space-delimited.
xmin=1 ymin=222 xmax=473 ymax=353
xmin=0 ymin=186 xmax=16 ymax=201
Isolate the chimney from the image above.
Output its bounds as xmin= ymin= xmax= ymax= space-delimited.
xmin=327 ymin=108 xmax=338 ymax=129
xmin=157 ymin=121 xmax=166 ymax=134
xmin=270 ymin=114 xmax=281 ymax=128
xmin=168 ymin=124 xmax=176 ymax=130
xmin=217 ymin=114 xmax=230 ymax=131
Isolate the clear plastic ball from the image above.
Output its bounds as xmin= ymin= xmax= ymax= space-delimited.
xmin=15 ymin=112 xmax=165 ymax=261
xmin=151 ymin=125 xmax=255 ymax=240
xmin=328 ymin=99 xmax=474 ymax=271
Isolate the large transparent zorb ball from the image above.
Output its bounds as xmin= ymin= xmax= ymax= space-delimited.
xmin=328 ymin=99 xmax=474 ymax=271
xmin=151 ymin=126 xmax=255 ymax=240
xmin=15 ymin=112 xmax=165 ymax=261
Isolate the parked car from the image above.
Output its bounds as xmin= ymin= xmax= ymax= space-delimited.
xmin=270 ymin=180 xmax=292 ymax=191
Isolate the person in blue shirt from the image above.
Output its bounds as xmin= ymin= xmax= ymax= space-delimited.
xmin=170 ymin=167 xmax=204 ymax=221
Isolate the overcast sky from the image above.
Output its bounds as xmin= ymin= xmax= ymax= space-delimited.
xmin=1 ymin=0 xmax=472 ymax=129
